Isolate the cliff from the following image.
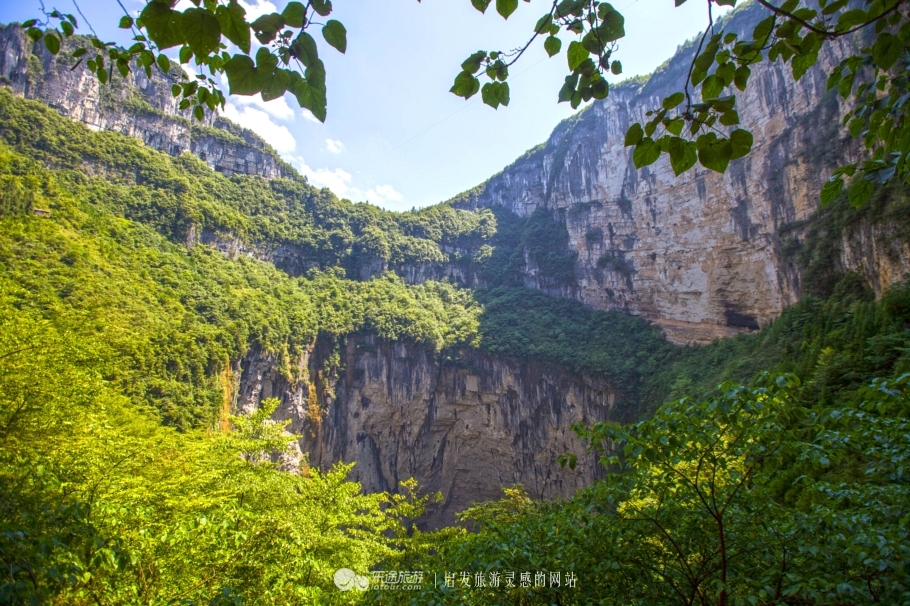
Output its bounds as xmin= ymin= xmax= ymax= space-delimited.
xmin=231 ymin=335 xmax=614 ymax=528
xmin=0 ymin=24 xmax=294 ymax=180
xmin=451 ymin=3 xmax=910 ymax=344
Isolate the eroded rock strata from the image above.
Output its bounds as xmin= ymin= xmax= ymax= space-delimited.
xmin=231 ymin=336 xmax=612 ymax=528
xmin=451 ymin=4 xmax=908 ymax=343
xmin=0 ymin=24 xmax=293 ymax=179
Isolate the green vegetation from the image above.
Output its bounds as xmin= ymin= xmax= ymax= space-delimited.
xmin=0 ymin=299 xmax=432 ymax=604
xmin=0 ymin=91 xmax=487 ymax=429
xmin=476 ymin=287 xmax=672 ymax=417
xmin=0 ymin=88 xmax=494 ymax=274
xmin=2 ymin=70 xmax=910 ymax=604
xmin=379 ymin=374 xmax=910 ymax=605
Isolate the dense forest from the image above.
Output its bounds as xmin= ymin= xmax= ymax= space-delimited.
xmin=2 ymin=31 xmax=910 ymax=606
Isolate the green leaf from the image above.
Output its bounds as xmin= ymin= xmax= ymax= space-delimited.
xmin=43 ymin=32 xmax=61 ymax=55
xmin=193 ymin=105 xmax=204 ymax=121
xmin=556 ymin=0 xmax=585 ymax=18
xmin=697 ymin=134 xmax=732 ymax=172
xmin=668 ymin=137 xmax=697 ymax=175
xmin=482 ymin=82 xmax=502 ymax=109
xmin=836 ymin=9 xmax=868 ymax=31
xmin=156 ymin=53 xmax=171 ymax=73
xmin=251 ymin=13 xmax=284 ymax=45
xmin=662 ymin=92 xmax=684 ymax=110
xmin=611 ymin=60 xmax=622 ymax=75
xmin=282 ymin=1 xmax=306 ymax=28
xmin=558 ymin=73 xmax=578 ymax=103
xmin=729 ymin=129 xmax=753 ymax=160
xmin=534 ymin=13 xmax=552 ymax=34
xmin=694 ymin=41 xmax=719 ymax=74
xmin=321 ymin=20 xmax=347 ymax=53
xmin=119 ymin=16 xmax=134 ymax=29
xmin=701 ymin=74 xmax=723 ymax=100
xmin=716 ymin=62 xmax=735 ymax=86
xmin=291 ymin=32 xmax=318 ymax=67
xmin=820 ymin=177 xmax=844 ymax=206
xmin=461 ymin=51 xmax=486 ymax=74
xmin=450 ymin=71 xmax=480 ymax=99
xmin=591 ymin=77 xmax=608 ymax=99
xmin=293 ymin=79 xmax=327 ymax=121
xmin=223 ymin=54 xmax=260 ymax=95
xmin=544 ymin=36 xmax=561 ymax=57
xmin=872 ymin=33 xmax=901 ymax=70
xmin=719 ymin=110 xmax=740 ymax=126
xmin=633 ymin=137 xmax=661 ymax=168
xmin=216 ymin=0 xmax=251 ymax=54
xmin=472 ymin=0 xmax=492 ymax=13
xmin=847 ymin=178 xmax=873 ymax=208
xmin=260 ymin=67 xmax=290 ymax=101
xmin=179 ymin=45 xmax=192 ymax=64
xmin=182 ymin=8 xmax=222 ymax=58
xmin=596 ymin=6 xmax=625 ymax=42
xmin=138 ymin=2 xmax=184 ymax=49
xmin=497 ymin=81 xmax=510 ymax=106
xmin=666 ymin=117 xmax=684 ymax=136
xmin=624 ymin=123 xmax=643 ymax=147
xmin=734 ymin=65 xmax=750 ymax=91
xmin=791 ymin=50 xmax=818 ymax=81
xmin=567 ymin=41 xmax=588 ymax=71
xmin=305 ymin=59 xmax=326 ymax=92
xmin=311 ymin=0 xmax=332 ymax=17
xmin=837 ymin=71 xmax=855 ymax=98
xmin=496 ymin=0 xmax=519 ymax=19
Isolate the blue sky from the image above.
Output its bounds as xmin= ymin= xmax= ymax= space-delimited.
xmin=1 ymin=0 xmax=730 ymax=211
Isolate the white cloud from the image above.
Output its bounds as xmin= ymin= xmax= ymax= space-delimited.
xmin=326 ymin=139 xmax=345 ymax=154
xmin=234 ymin=95 xmax=295 ymax=121
xmin=365 ymin=184 xmax=404 ymax=203
xmin=290 ymin=157 xmax=353 ymax=195
xmin=237 ymin=0 xmax=279 ymax=19
xmin=222 ymin=103 xmax=297 ymax=153
xmin=289 ymin=158 xmax=405 ymax=207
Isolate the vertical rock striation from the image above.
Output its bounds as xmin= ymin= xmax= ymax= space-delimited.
xmin=232 ymin=335 xmax=615 ymax=528
xmin=451 ymin=3 xmax=909 ymax=343
xmin=0 ymin=24 xmax=293 ymax=179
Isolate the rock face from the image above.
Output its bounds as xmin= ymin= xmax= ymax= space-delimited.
xmin=0 ymin=24 xmax=293 ymax=180
xmin=451 ymin=4 xmax=909 ymax=344
xmin=232 ymin=335 xmax=614 ymax=528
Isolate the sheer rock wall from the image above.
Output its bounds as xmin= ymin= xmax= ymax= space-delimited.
xmin=0 ymin=24 xmax=292 ymax=179
xmin=232 ymin=335 xmax=614 ymax=528
xmin=451 ymin=4 xmax=909 ymax=343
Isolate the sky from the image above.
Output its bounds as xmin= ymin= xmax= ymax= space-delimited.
xmin=0 ymin=0 xmax=731 ymax=211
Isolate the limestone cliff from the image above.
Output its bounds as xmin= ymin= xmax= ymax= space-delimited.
xmin=231 ymin=335 xmax=614 ymax=528
xmin=451 ymin=3 xmax=909 ymax=344
xmin=0 ymin=24 xmax=293 ymax=179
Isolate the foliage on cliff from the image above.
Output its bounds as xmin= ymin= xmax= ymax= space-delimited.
xmin=0 ymin=297 xmax=431 ymax=604
xmin=378 ymin=373 xmax=910 ymax=605
xmin=0 ymin=88 xmax=494 ymax=272
xmin=0 ymin=93 xmax=486 ymax=428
